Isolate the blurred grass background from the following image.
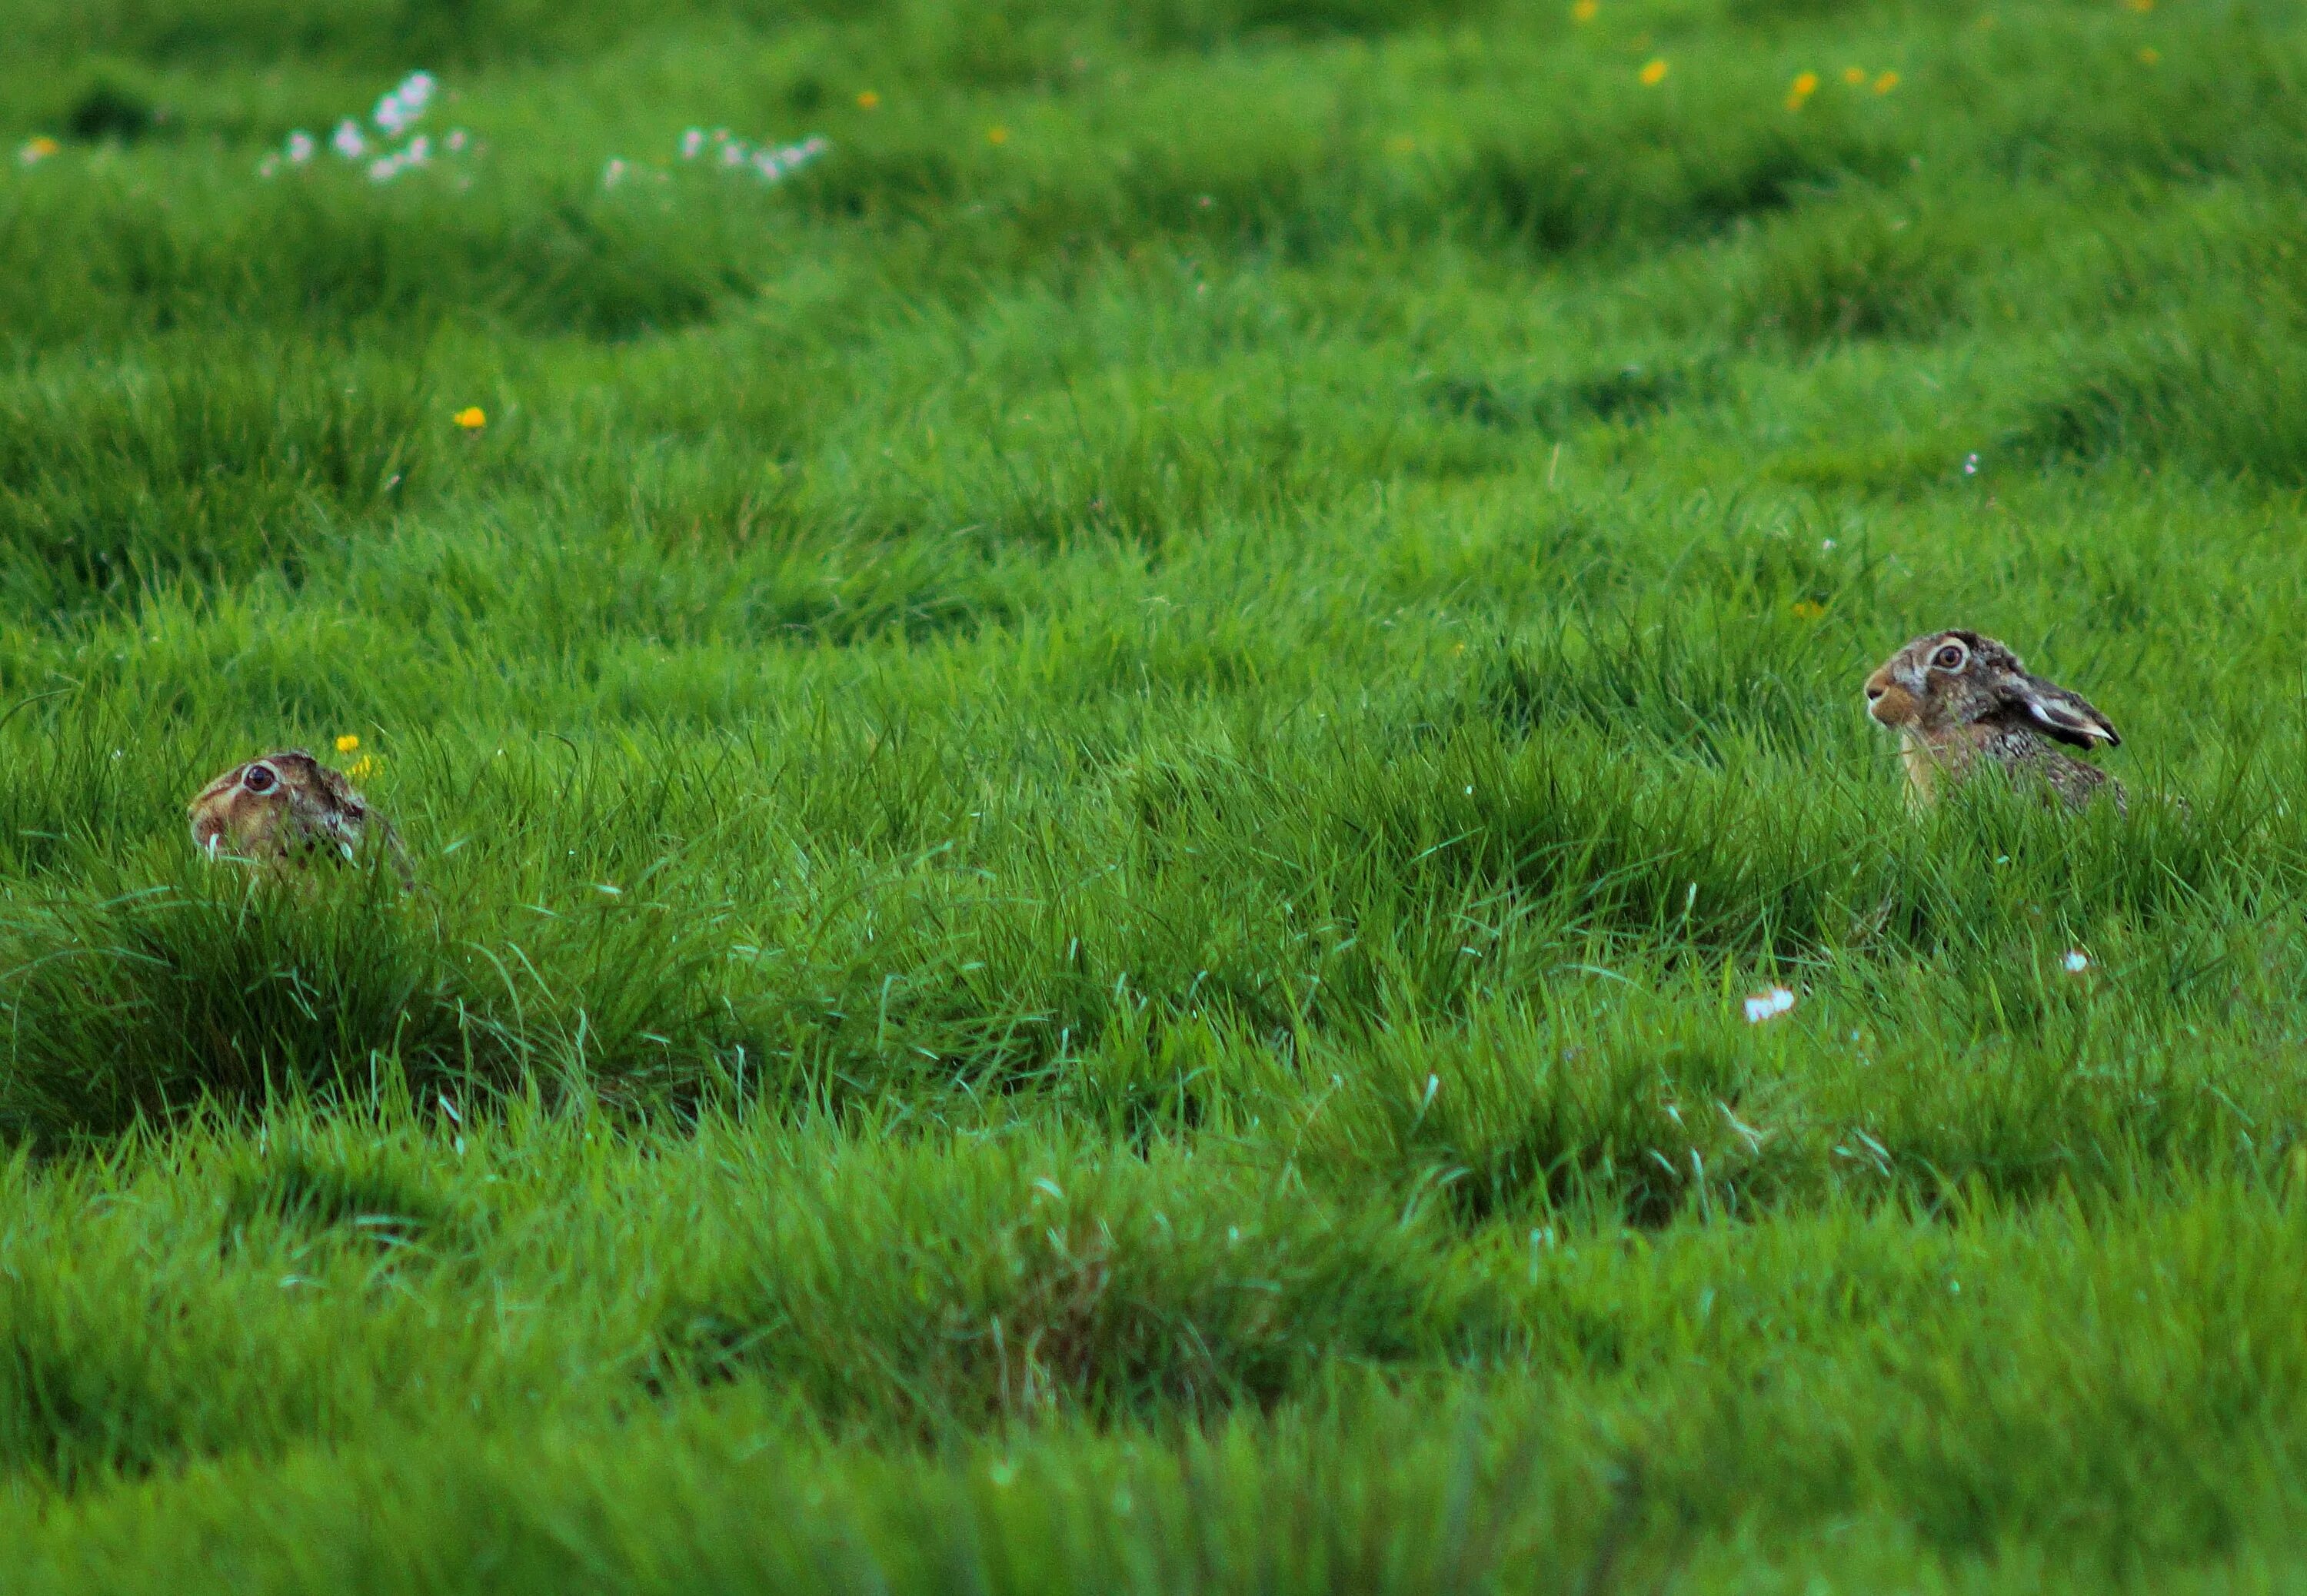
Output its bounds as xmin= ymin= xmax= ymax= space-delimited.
xmin=2 ymin=0 xmax=2305 ymax=1587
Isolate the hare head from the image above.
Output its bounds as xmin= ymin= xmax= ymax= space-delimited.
xmin=1864 ymin=630 xmax=2118 ymax=750
xmin=1863 ymin=630 xmax=2124 ymax=811
xmin=188 ymin=750 xmax=410 ymax=884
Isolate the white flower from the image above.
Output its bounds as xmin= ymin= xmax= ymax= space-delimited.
xmin=375 ymin=71 xmax=436 ymax=135
xmin=286 ymin=129 xmax=316 ymax=164
xmin=2062 ymin=950 xmax=2090 ymax=973
xmin=749 ymin=136 xmax=830 ymax=182
xmin=1962 ymin=452 xmax=1980 ymax=475
xmin=404 ymin=134 xmax=431 ymax=165
xmin=258 ymin=153 xmax=281 ymax=178
xmin=677 ymin=128 xmax=828 ymax=183
xmin=368 ymin=151 xmax=403 ymax=182
xmin=446 ymin=128 xmax=468 ymax=152
xmin=603 ymin=157 xmax=628 ymax=188
xmin=1744 ymin=985 xmax=1796 ymax=1024
xmin=331 ymin=119 xmax=367 ymax=158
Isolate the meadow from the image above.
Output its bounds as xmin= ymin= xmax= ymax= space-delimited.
xmin=2 ymin=0 xmax=2305 ymax=1585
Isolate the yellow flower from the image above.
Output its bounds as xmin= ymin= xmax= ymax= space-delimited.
xmin=1571 ymin=0 xmax=1598 ymax=18
xmin=856 ymin=90 xmax=881 ymax=110
xmin=454 ymin=406 xmax=486 ymax=430
xmin=1843 ymin=66 xmax=1867 ymax=85
xmin=2139 ymin=45 xmax=2159 ymax=64
xmin=1873 ymin=70 xmax=1900 ymax=94
xmin=987 ymin=125 xmax=1010 ymax=145
xmin=1791 ymin=600 xmax=1827 ymax=620
xmin=335 ymin=734 xmax=361 ymax=754
xmin=1786 ymin=70 xmax=1819 ymax=110
xmin=346 ymin=755 xmax=379 ymax=782
xmin=1639 ymin=58 xmax=1669 ymax=85
xmin=17 ymin=136 xmax=59 ymax=165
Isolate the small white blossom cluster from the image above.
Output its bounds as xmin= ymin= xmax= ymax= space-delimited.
xmin=260 ymin=71 xmax=474 ymax=184
xmin=602 ymin=128 xmax=829 ymax=191
xmin=691 ymin=128 xmax=831 ymax=182
xmin=372 ymin=72 xmax=436 ymax=137
xmin=1744 ymin=984 xmax=1796 ymax=1024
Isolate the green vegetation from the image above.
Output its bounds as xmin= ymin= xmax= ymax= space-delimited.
xmin=2 ymin=0 xmax=2303 ymax=1585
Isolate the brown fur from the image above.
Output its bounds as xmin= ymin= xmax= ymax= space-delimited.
xmin=187 ymin=750 xmax=412 ymax=886
xmin=1863 ymin=630 xmax=2123 ymax=813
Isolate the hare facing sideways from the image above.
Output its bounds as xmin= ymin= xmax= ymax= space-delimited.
xmin=188 ymin=750 xmax=413 ymax=886
xmin=1863 ymin=630 xmax=2123 ymax=813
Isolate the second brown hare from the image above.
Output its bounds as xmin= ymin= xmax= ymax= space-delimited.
xmin=188 ymin=750 xmax=414 ymax=887
xmin=1863 ymin=630 xmax=2123 ymax=813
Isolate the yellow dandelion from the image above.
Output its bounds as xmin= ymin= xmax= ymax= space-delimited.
xmin=1843 ymin=66 xmax=1867 ymax=85
xmin=17 ymin=136 xmax=60 ymax=165
xmin=1791 ymin=600 xmax=1827 ymax=620
xmin=1786 ymin=70 xmax=1819 ymax=110
xmin=1639 ymin=58 xmax=1669 ymax=85
xmin=454 ymin=406 xmax=486 ymax=430
xmin=987 ymin=125 xmax=1010 ymax=145
xmin=1873 ymin=70 xmax=1900 ymax=93
xmin=346 ymin=755 xmax=379 ymax=782
xmin=2139 ymin=45 xmax=2159 ymax=64
xmin=856 ymin=90 xmax=881 ymax=110
xmin=335 ymin=734 xmax=361 ymax=754
xmin=1571 ymin=0 xmax=1598 ymax=18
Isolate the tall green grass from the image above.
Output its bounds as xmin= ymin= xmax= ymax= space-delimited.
xmin=1 ymin=0 xmax=2305 ymax=1584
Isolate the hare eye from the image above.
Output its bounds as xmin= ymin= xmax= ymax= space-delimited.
xmin=242 ymin=765 xmax=278 ymax=795
xmin=1932 ymin=644 xmax=1966 ymax=670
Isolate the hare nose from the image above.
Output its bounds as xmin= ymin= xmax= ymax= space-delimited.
xmin=1865 ymin=683 xmax=1886 ymax=701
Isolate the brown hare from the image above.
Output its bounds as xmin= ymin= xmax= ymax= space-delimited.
xmin=1863 ymin=630 xmax=2123 ymax=813
xmin=188 ymin=750 xmax=413 ymax=886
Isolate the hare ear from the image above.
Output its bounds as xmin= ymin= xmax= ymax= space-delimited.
xmin=2005 ymin=672 xmax=2119 ymax=749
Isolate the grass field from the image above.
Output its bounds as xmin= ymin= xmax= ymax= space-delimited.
xmin=3 ymin=0 xmax=2306 ymax=1586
